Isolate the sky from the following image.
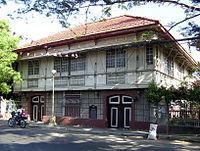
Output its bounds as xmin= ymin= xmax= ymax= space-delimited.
xmin=0 ymin=1 xmax=200 ymax=62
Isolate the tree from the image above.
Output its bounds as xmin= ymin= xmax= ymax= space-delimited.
xmin=196 ymin=62 xmax=200 ymax=79
xmin=145 ymin=80 xmax=162 ymax=106
xmin=146 ymin=79 xmax=200 ymax=122
xmin=0 ymin=20 xmax=21 ymax=94
xmin=189 ymin=82 xmax=200 ymax=106
xmin=0 ymin=0 xmax=199 ymax=50
xmin=145 ymin=80 xmax=169 ymax=123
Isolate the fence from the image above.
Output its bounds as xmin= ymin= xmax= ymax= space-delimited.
xmin=169 ymin=109 xmax=200 ymax=128
xmin=169 ymin=118 xmax=200 ymax=127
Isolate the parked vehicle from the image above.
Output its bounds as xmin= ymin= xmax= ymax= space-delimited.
xmin=8 ymin=111 xmax=28 ymax=128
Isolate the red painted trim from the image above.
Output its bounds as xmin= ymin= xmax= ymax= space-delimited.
xmin=103 ymin=90 xmax=139 ymax=127
xmin=55 ymin=116 xmax=107 ymax=128
xmin=158 ymin=24 xmax=197 ymax=65
xmin=24 ymin=92 xmax=47 ymax=120
xmin=14 ymin=22 xmax=196 ymax=67
xmin=44 ymin=116 xmax=167 ymax=132
xmin=131 ymin=121 xmax=150 ymax=130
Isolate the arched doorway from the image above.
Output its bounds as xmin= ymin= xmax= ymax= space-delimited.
xmin=31 ymin=96 xmax=45 ymax=121
xmin=107 ymin=95 xmax=133 ymax=128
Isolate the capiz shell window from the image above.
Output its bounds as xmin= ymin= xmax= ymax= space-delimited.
xmin=71 ymin=55 xmax=86 ymax=71
xmin=107 ymin=73 xmax=125 ymax=84
xmin=54 ymin=57 xmax=68 ymax=73
xmin=146 ymin=44 xmax=154 ymax=65
xmin=28 ymin=60 xmax=40 ymax=75
xmin=70 ymin=76 xmax=85 ymax=86
xmin=106 ymin=49 xmax=126 ymax=68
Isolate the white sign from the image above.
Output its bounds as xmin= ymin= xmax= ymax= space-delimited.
xmin=147 ymin=123 xmax=158 ymax=140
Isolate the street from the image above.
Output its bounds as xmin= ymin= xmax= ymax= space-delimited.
xmin=0 ymin=123 xmax=199 ymax=151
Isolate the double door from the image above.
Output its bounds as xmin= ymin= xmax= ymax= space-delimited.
xmin=32 ymin=96 xmax=45 ymax=121
xmin=108 ymin=95 xmax=133 ymax=128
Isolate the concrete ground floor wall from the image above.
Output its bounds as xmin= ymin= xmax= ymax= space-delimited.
xmin=20 ymin=89 xmax=168 ymax=132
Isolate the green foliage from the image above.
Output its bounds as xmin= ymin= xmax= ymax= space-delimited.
xmin=3 ymin=0 xmax=198 ymax=50
xmin=140 ymin=29 xmax=162 ymax=40
xmin=188 ymin=82 xmax=200 ymax=107
xmin=160 ymin=86 xmax=175 ymax=104
xmin=145 ymin=80 xmax=162 ymax=106
xmin=181 ymin=22 xmax=200 ymax=51
xmin=196 ymin=62 xmax=200 ymax=79
xmin=102 ymin=6 xmax=112 ymax=17
xmin=141 ymin=31 xmax=156 ymax=38
xmin=73 ymin=36 xmax=81 ymax=40
xmin=145 ymin=80 xmax=200 ymax=107
xmin=0 ymin=20 xmax=21 ymax=94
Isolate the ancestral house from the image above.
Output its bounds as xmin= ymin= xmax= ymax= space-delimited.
xmin=13 ymin=15 xmax=196 ymax=131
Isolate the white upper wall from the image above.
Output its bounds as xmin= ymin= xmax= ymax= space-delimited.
xmin=14 ymin=32 xmax=194 ymax=92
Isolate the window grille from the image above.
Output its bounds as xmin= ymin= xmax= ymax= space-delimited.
xmin=107 ymin=73 xmax=125 ymax=84
xmin=65 ymin=105 xmax=80 ymax=117
xmin=54 ymin=57 xmax=68 ymax=73
xmin=116 ymin=49 xmax=126 ymax=67
xmin=27 ymin=79 xmax=38 ymax=88
xmin=64 ymin=95 xmax=80 ymax=117
xmin=177 ymin=64 xmax=182 ymax=79
xmin=106 ymin=50 xmax=115 ymax=68
xmin=55 ymin=77 xmax=68 ymax=86
xmin=71 ymin=55 xmax=86 ymax=71
xmin=70 ymin=76 xmax=85 ymax=86
xmin=28 ymin=60 xmax=40 ymax=75
xmin=106 ymin=49 xmax=126 ymax=68
xmin=167 ymin=58 xmax=174 ymax=76
xmin=135 ymin=103 xmax=151 ymax=122
xmin=146 ymin=44 xmax=153 ymax=65
xmin=164 ymin=56 xmax=174 ymax=76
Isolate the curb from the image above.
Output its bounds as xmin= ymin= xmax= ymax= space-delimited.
xmin=28 ymin=123 xmax=200 ymax=143
xmin=29 ymin=123 xmax=147 ymax=137
xmin=1 ymin=119 xmax=200 ymax=143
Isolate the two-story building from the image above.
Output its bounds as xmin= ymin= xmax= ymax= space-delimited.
xmin=14 ymin=15 xmax=196 ymax=131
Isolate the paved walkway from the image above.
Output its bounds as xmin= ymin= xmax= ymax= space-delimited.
xmin=1 ymin=118 xmax=200 ymax=143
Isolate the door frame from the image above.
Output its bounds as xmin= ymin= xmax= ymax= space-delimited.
xmin=107 ymin=95 xmax=133 ymax=128
xmin=124 ymin=107 xmax=131 ymax=128
xmin=110 ymin=107 xmax=118 ymax=127
xmin=31 ymin=95 xmax=45 ymax=121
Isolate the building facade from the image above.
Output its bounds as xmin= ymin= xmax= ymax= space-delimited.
xmin=14 ymin=15 xmax=196 ymax=131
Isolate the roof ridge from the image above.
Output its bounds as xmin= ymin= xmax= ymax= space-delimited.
xmin=55 ymin=15 xmax=159 ymax=33
xmin=74 ymin=15 xmax=128 ymax=27
xmin=123 ymin=14 xmax=160 ymax=22
xmin=19 ymin=15 xmax=159 ymax=47
xmin=82 ymin=15 xmax=159 ymax=25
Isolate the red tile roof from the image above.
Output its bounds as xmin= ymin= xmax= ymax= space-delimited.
xmin=15 ymin=15 xmax=197 ymax=66
xmin=19 ymin=15 xmax=159 ymax=50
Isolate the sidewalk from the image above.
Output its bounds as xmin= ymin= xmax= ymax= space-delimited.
xmin=28 ymin=120 xmax=200 ymax=143
xmin=1 ymin=118 xmax=200 ymax=143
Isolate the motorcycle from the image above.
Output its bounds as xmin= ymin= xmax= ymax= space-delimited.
xmin=8 ymin=111 xmax=28 ymax=128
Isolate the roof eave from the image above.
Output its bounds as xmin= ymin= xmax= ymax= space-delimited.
xmin=158 ymin=24 xmax=197 ymax=66
xmin=14 ymin=23 xmax=159 ymax=53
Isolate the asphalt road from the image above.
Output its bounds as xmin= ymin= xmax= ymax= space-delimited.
xmin=0 ymin=124 xmax=199 ymax=151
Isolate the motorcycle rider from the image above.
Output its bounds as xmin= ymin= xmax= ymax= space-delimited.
xmin=8 ymin=105 xmax=28 ymax=128
xmin=15 ymin=105 xmax=25 ymax=120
